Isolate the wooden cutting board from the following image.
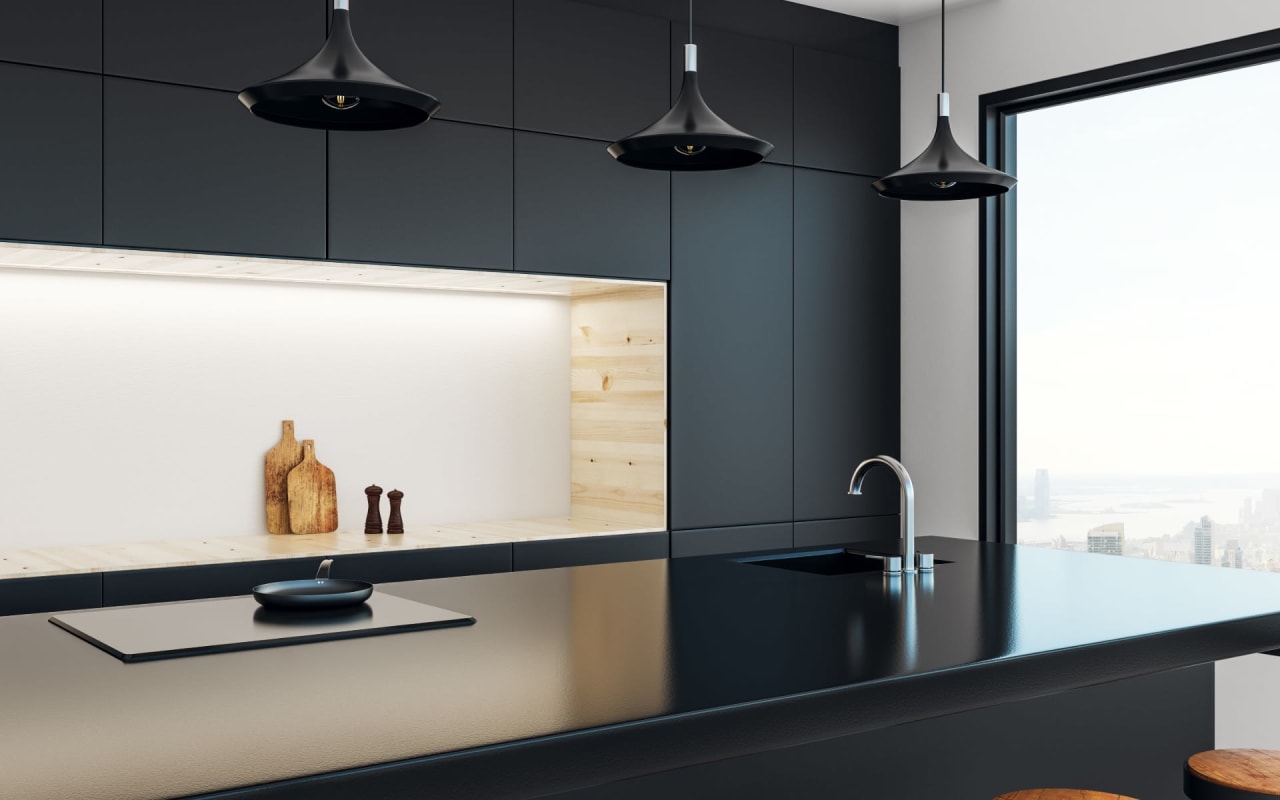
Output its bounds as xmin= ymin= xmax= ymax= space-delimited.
xmin=264 ymin=420 xmax=304 ymax=535
xmin=287 ymin=440 xmax=338 ymax=534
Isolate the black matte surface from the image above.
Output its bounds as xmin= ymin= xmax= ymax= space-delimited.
xmin=0 ymin=63 xmax=101 ymax=245
xmin=104 ymin=79 xmax=326 ymax=258
xmin=794 ymin=47 xmax=899 ymax=177
xmin=515 ymin=132 xmax=669 ymax=280
xmin=668 ymin=25 xmax=792 ymax=165
xmin=104 ymin=0 xmax=324 ymax=91
xmin=0 ymin=0 xmax=100 ymax=72
xmin=0 ymin=573 xmax=101 ymax=617
xmin=163 ymin=540 xmax=1280 ymax=800
xmin=671 ymin=164 xmax=792 ymax=529
xmin=512 ymin=531 xmax=668 ymax=571
xmin=515 ymin=0 xmax=670 ymax=142
xmin=671 ymin=523 xmax=793 ymax=558
xmin=794 ymin=515 xmax=900 ymax=548
xmin=794 ymin=168 xmax=900 ymax=520
xmin=329 ymin=120 xmax=513 ymax=269
xmin=348 ymin=0 xmax=513 ymax=127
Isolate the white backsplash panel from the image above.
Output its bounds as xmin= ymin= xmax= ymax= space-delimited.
xmin=0 ymin=268 xmax=571 ymax=549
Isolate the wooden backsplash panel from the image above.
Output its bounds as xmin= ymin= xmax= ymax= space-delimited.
xmin=569 ymin=285 xmax=667 ymax=529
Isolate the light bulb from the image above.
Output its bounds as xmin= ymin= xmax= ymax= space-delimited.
xmin=931 ymin=179 xmax=958 ymax=189
xmin=323 ymin=95 xmax=361 ymax=110
xmin=674 ymin=144 xmax=706 ymax=157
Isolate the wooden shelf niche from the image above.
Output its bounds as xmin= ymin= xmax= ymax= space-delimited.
xmin=0 ymin=242 xmax=667 ymax=579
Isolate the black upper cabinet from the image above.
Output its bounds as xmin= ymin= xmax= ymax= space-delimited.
xmin=793 ymin=168 xmax=899 ymax=521
xmin=0 ymin=0 xmax=100 ymax=72
xmin=0 ymin=64 xmax=101 ymax=245
xmin=669 ymin=25 xmax=793 ymax=165
xmin=794 ymin=47 xmax=898 ymax=177
xmin=330 ymin=120 xmax=514 ymax=270
xmin=348 ymin=0 xmax=513 ymax=127
xmin=104 ymin=79 xmax=326 ymax=259
xmin=671 ymin=164 xmax=792 ymax=530
xmin=515 ymin=132 xmax=669 ymax=280
xmin=104 ymin=0 xmax=323 ymax=92
xmin=515 ymin=0 xmax=669 ymax=142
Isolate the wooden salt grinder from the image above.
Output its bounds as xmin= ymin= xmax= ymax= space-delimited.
xmin=387 ymin=489 xmax=404 ymax=534
xmin=364 ymin=485 xmax=384 ymax=534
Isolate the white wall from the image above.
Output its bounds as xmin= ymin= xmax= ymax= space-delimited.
xmin=898 ymin=0 xmax=1280 ymax=750
xmin=0 ymin=268 xmax=570 ymax=548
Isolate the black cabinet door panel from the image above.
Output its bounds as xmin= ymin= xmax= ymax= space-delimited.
xmin=105 ymin=0 xmax=323 ymax=92
xmin=0 ymin=64 xmax=101 ymax=245
xmin=515 ymin=132 xmax=669 ymax=280
xmin=793 ymin=516 xmax=898 ymax=550
xmin=329 ymin=120 xmax=514 ymax=270
xmin=513 ymin=532 xmax=668 ymax=571
xmin=348 ymin=0 xmax=513 ymax=127
xmin=671 ymin=163 xmax=791 ymax=529
xmin=669 ymin=25 xmax=792 ymax=165
xmin=794 ymin=47 xmax=898 ymax=177
xmin=0 ymin=0 xmax=100 ymax=72
xmin=794 ymin=168 xmax=899 ymax=520
xmin=0 ymin=574 xmax=102 ymax=616
xmin=515 ymin=0 xmax=669 ymax=142
xmin=671 ymin=523 xmax=793 ymax=558
xmin=104 ymin=79 xmax=326 ymax=259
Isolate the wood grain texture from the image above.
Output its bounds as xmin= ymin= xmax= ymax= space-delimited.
xmin=994 ymin=791 xmax=1139 ymax=800
xmin=286 ymin=440 xmax=338 ymax=535
xmin=1187 ymin=749 xmax=1280 ymax=795
xmin=264 ymin=420 xmax=304 ymax=534
xmin=569 ymin=286 xmax=667 ymax=529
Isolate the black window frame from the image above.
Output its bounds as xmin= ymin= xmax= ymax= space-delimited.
xmin=977 ymin=26 xmax=1280 ymax=544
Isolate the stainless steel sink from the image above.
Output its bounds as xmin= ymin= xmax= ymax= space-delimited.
xmin=736 ymin=549 xmax=950 ymax=577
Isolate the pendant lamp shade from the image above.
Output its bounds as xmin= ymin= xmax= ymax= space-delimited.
xmin=238 ymin=1 xmax=439 ymax=131
xmin=609 ymin=36 xmax=772 ymax=170
xmin=874 ymin=0 xmax=1015 ymax=200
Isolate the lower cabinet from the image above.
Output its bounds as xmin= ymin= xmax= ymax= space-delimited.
xmin=793 ymin=516 xmax=899 ymax=550
xmin=102 ymin=544 xmax=512 ymax=607
xmin=0 ymin=573 xmax=102 ymax=617
xmin=513 ymin=532 xmax=669 ymax=571
xmin=671 ymin=524 xmax=793 ymax=559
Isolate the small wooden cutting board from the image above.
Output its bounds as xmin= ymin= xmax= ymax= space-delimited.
xmin=264 ymin=420 xmax=304 ymax=535
xmin=287 ymin=440 xmax=338 ymax=534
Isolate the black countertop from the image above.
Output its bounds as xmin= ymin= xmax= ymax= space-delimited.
xmin=5 ymin=537 xmax=1280 ymax=800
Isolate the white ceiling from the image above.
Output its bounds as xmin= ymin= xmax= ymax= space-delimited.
xmin=785 ymin=0 xmax=991 ymax=25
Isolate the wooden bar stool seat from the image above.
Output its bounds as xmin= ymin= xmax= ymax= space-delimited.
xmin=995 ymin=791 xmax=1138 ymax=800
xmin=1185 ymin=749 xmax=1280 ymax=799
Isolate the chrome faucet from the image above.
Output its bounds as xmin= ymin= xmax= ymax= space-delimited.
xmin=849 ymin=455 xmax=930 ymax=575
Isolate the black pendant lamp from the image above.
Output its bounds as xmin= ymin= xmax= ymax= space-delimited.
xmin=873 ymin=0 xmax=1015 ymax=200
xmin=238 ymin=0 xmax=440 ymax=131
xmin=608 ymin=1 xmax=772 ymax=171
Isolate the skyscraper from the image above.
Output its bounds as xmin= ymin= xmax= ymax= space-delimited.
xmin=1193 ymin=516 xmax=1213 ymax=566
xmin=1034 ymin=469 xmax=1051 ymax=519
xmin=1087 ymin=522 xmax=1124 ymax=556
xmin=1223 ymin=538 xmax=1243 ymax=569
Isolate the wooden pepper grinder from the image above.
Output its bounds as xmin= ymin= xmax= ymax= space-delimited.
xmin=387 ymin=489 xmax=405 ymax=534
xmin=364 ymin=485 xmax=384 ymax=534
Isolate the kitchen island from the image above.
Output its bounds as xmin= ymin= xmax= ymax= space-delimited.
xmin=4 ymin=537 xmax=1280 ymax=800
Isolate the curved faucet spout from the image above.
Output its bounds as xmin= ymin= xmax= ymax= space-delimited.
xmin=848 ymin=455 xmax=915 ymax=573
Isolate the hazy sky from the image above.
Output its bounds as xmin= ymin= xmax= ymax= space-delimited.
xmin=1017 ymin=59 xmax=1280 ymax=477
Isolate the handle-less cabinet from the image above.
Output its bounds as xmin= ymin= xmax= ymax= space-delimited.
xmin=347 ymin=0 xmax=514 ymax=128
xmin=515 ymin=0 xmax=670 ymax=142
xmin=329 ymin=121 xmax=514 ymax=270
xmin=513 ymin=532 xmax=669 ymax=571
xmin=0 ymin=64 xmax=101 ymax=245
xmin=104 ymin=0 xmax=324 ymax=92
xmin=515 ymin=132 xmax=669 ymax=280
xmin=671 ymin=164 xmax=792 ymax=530
xmin=0 ymin=0 xmax=100 ymax=72
xmin=794 ymin=168 xmax=900 ymax=520
xmin=104 ymin=79 xmax=326 ymax=259
xmin=0 ymin=574 xmax=102 ymax=617
xmin=794 ymin=47 xmax=899 ymax=177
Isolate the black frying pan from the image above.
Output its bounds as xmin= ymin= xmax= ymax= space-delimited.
xmin=252 ymin=558 xmax=373 ymax=610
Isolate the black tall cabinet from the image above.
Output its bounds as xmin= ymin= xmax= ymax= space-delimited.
xmin=0 ymin=0 xmax=901 ymax=573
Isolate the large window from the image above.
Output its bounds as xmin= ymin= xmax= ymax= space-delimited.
xmin=984 ymin=32 xmax=1280 ymax=571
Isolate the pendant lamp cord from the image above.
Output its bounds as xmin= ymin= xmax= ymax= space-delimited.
xmin=940 ymin=0 xmax=945 ymax=92
xmin=689 ymin=0 xmax=694 ymax=44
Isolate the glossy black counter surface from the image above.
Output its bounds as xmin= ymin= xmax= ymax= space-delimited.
xmin=5 ymin=538 xmax=1280 ymax=800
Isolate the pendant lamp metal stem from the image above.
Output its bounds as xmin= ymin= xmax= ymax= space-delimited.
xmin=335 ymin=0 xmax=348 ymax=9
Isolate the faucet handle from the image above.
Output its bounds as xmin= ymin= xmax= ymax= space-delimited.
xmin=916 ymin=552 xmax=934 ymax=572
xmin=881 ymin=555 xmax=903 ymax=576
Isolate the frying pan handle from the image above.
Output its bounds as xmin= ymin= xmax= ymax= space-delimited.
xmin=316 ymin=558 xmax=334 ymax=580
